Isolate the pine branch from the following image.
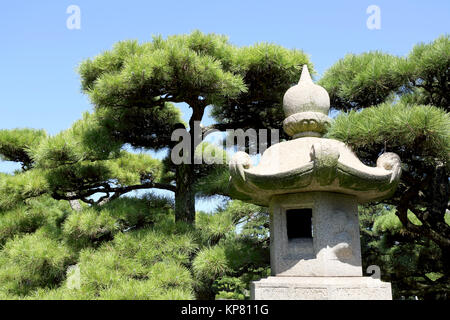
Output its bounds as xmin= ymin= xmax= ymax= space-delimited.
xmin=53 ymin=181 xmax=176 ymax=205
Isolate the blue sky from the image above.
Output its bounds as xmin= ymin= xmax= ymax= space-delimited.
xmin=1 ymin=1 xmax=449 ymax=210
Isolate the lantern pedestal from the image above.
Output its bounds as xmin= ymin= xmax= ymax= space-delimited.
xmin=251 ymin=276 xmax=392 ymax=300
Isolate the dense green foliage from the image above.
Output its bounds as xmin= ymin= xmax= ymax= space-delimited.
xmin=320 ymin=34 xmax=449 ymax=112
xmin=0 ymin=232 xmax=75 ymax=296
xmin=0 ymin=32 xmax=448 ymax=300
xmin=0 ymin=31 xmax=311 ymax=224
xmin=319 ymin=51 xmax=404 ymax=111
xmin=401 ymin=35 xmax=449 ymax=109
xmin=327 ymin=102 xmax=449 ymax=164
xmin=0 ymin=129 xmax=47 ymax=170
xmin=77 ymin=30 xmax=311 ymax=223
xmin=0 ymin=111 xmax=177 ymax=210
xmin=0 ymin=192 xmax=269 ymax=300
xmin=323 ymin=35 xmax=450 ymax=299
xmin=360 ymin=205 xmax=450 ymax=299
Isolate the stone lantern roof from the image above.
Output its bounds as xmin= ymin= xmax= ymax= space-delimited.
xmin=282 ymin=65 xmax=331 ymax=138
xmin=229 ymin=65 xmax=401 ymax=206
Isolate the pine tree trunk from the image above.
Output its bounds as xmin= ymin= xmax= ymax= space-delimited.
xmin=69 ymin=199 xmax=82 ymax=211
xmin=440 ymin=244 xmax=450 ymax=278
xmin=175 ymin=163 xmax=196 ymax=224
xmin=173 ymin=100 xmax=205 ymax=225
xmin=66 ymin=192 xmax=82 ymax=211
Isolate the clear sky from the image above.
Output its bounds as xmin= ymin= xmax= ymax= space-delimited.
xmin=1 ymin=1 xmax=449 ymax=209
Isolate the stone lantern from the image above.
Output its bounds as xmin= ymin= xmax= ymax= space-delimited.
xmin=229 ymin=65 xmax=401 ymax=300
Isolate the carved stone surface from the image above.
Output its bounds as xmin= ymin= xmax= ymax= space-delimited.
xmin=229 ymin=65 xmax=399 ymax=300
xmin=283 ymin=111 xmax=331 ymax=138
xmin=251 ymin=277 xmax=392 ymax=300
xmin=282 ymin=65 xmax=330 ymax=118
xmin=229 ymin=66 xmax=401 ymax=206
xmin=270 ymin=192 xmax=362 ymax=277
xmin=229 ymin=137 xmax=402 ymax=206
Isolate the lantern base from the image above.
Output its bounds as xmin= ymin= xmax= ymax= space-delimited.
xmin=251 ymin=276 xmax=392 ymax=300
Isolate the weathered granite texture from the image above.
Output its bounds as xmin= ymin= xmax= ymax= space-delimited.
xmin=229 ymin=65 xmax=401 ymax=206
xmin=229 ymin=138 xmax=401 ymax=206
xmin=283 ymin=65 xmax=330 ymax=119
xmin=270 ymin=192 xmax=362 ymax=277
xmin=251 ymin=277 xmax=392 ymax=300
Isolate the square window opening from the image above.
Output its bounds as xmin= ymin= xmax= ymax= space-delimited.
xmin=286 ymin=208 xmax=313 ymax=240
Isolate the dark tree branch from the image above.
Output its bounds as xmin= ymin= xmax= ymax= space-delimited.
xmin=201 ymin=123 xmax=236 ymax=134
xmin=53 ymin=181 xmax=176 ymax=205
xmin=396 ymin=184 xmax=450 ymax=248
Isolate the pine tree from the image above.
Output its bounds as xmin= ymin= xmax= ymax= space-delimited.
xmin=320 ymin=35 xmax=450 ymax=298
xmin=360 ymin=204 xmax=449 ymax=299
xmin=0 ymin=113 xmax=174 ymax=210
xmin=77 ymin=30 xmax=311 ymax=223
